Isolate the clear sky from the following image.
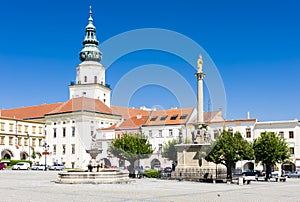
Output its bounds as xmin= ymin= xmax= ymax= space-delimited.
xmin=0 ymin=0 xmax=299 ymax=121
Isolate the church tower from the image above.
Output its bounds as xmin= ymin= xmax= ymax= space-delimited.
xmin=69 ymin=6 xmax=111 ymax=107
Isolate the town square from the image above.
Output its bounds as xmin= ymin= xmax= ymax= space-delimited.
xmin=0 ymin=0 xmax=300 ymax=201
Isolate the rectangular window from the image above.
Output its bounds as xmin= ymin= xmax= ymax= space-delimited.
xmin=39 ymin=139 xmax=43 ymax=147
xmin=160 ymin=115 xmax=168 ymax=121
xmin=0 ymin=136 xmax=5 ymax=145
xmin=71 ymin=144 xmax=75 ymax=154
xmin=180 ymin=114 xmax=188 ymax=120
xmin=17 ymin=124 xmax=22 ymax=133
xmin=63 ymin=127 xmax=66 ymax=138
xmin=18 ymin=137 xmax=22 ymax=146
xmin=62 ymin=145 xmax=66 ymax=155
xmin=290 ymin=147 xmax=295 ymax=155
xmin=149 ymin=130 xmax=152 ymax=138
xmin=38 ymin=126 xmax=43 ymax=134
xmin=228 ymin=128 xmax=233 ymax=136
xmin=214 ymin=129 xmax=220 ymax=139
xmin=53 ymin=128 xmax=57 ymax=138
xmin=170 ymin=114 xmax=178 ymax=120
xmin=279 ymin=131 xmax=284 ymax=138
xmin=9 ymin=123 xmax=14 ymax=132
xmin=169 ymin=129 xmax=173 ymax=137
xmin=9 ymin=137 xmax=14 ymax=145
xmin=53 ymin=145 xmax=56 ymax=155
xmin=32 ymin=138 xmax=36 ymax=147
xmin=150 ymin=116 xmax=158 ymax=121
xmin=159 ymin=130 xmax=162 ymax=137
xmin=72 ymin=127 xmax=75 ymax=137
xmin=246 ymin=128 xmax=251 ymax=138
xmin=289 ymin=131 xmax=294 ymax=139
xmin=158 ymin=144 xmax=162 ymax=153
xmin=0 ymin=122 xmax=5 ymax=131
xmin=24 ymin=125 xmax=28 ymax=133
xmin=32 ymin=126 xmax=36 ymax=134
xmin=24 ymin=138 xmax=29 ymax=146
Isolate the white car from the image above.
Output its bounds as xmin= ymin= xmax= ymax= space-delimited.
xmin=12 ymin=162 xmax=30 ymax=170
xmin=31 ymin=164 xmax=46 ymax=170
xmin=49 ymin=164 xmax=64 ymax=171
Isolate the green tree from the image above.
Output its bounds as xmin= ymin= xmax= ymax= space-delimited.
xmin=205 ymin=130 xmax=254 ymax=180
xmin=31 ymin=148 xmax=36 ymax=160
xmin=109 ymin=133 xmax=153 ymax=173
xmin=162 ymin=139 xmax=178 ymax=165
xmin=253 ymin=131 xmax=290 ymax=180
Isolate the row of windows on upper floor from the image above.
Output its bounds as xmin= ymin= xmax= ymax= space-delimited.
xmin=51 ymin=120 xmax=113 ymax=125
xmin=0 ymin=122 xmax=43 ymax=135
xmin=53 ymin=127 xmax=76 ymax=138
xmin=0 ymin=136 xmax=43 ymax=147
xmin=52 ymin=144 xmax=76 ymax=155
xmin=77 ymin=76 xmax=104 ymax=85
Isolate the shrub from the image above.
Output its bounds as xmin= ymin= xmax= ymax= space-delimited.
xmin=144 ymin=169 xmax=161 ymax=178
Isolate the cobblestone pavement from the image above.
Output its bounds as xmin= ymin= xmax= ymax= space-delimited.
xmin=0 ymin=170 xmax=300 ymax=202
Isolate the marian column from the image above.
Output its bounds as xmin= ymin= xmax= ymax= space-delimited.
xmin=195 ymin=55 xmax=205 ymax=124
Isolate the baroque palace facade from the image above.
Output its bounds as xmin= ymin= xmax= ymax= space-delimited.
xmin=0 ymin=8 xmax=299 ymax=173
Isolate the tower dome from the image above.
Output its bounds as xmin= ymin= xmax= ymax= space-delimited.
xmin=79 ymin=6 xmax=102 ymax=62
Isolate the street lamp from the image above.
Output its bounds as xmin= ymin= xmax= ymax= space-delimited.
xmin=26 ymin=132 xmax=30 ymax=162
xmin=43 ymin=142 xmax=50 ymax=171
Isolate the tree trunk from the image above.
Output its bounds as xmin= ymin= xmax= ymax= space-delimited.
xmin=226 ymin=163 xmax=232 ymax=181
xmin=265 ymin=164 xmax=271 ymax=181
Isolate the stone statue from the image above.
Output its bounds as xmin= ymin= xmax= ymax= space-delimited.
xmin=197 ymin=55 xmax=203 ymax=73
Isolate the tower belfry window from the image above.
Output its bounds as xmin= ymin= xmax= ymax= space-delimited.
xmin=84 ymin=76 xmax=87 ymax=83
xmin=94 ymin=76 xmax=97 ymax=84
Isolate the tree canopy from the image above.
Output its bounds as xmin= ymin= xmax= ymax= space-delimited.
xmin=162 ymin=139 xmax=178 ymax=163
xmin=109 ymin=133 xmax=153 ymax=173
xmin=253 ymin=131 xmax=290 ymax=180
xmin=205 ymin=130 xmax=254 ymax=180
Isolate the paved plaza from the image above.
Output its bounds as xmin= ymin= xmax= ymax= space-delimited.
xmin=0 ymin=170 xmax=300 ymax=202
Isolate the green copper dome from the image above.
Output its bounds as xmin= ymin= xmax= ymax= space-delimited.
xmin=79 ymin=6 xmax=102 ymax=62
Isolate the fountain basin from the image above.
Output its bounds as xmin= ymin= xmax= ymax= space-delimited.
xmin=56 ymin=169 xmax=131 ymax=184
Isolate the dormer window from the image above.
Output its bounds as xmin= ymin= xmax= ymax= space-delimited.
xmin=150 ymin=116 xmax=158 ymax=121
xmin=180 ymin=114 xmax=188 ymax=120
xmin=160 ymin=115 xmax=168 ymax=121
xmin=170 ymin=114 xmax=178 ymax=120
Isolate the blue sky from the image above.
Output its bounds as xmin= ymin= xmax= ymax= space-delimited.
xmin=0 ymin=0 xmax=299 ymax=121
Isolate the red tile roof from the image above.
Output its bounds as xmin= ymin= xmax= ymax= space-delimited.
xmin=46 ymin=97 xmax=113 ymax=115
xmin=0 ymin=102 xmax=63 ymax=119
xmin=118 ymin=115 xmax=149 ymax=129
xmin=143 ymin=108 xmax=194 ymax=126
xmin=111 ymin=106 xmax=150 ymax=120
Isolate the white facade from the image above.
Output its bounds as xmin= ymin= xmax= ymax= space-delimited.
xmin=254 ymin=120 xmax=300 ymax=172
xmin=45 ymin=111 xmax=121 ymax=169
xmin=69 ymin=61 xmax=111 ymax=107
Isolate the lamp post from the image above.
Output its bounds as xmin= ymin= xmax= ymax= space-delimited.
xmin=26 ymin=132 xmax=30 ymax=162
xmin=43 ymin=142 xmax=50 ymax=171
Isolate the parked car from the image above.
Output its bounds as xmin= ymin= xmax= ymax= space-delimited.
xmin=12 ymin=162 xmax=30 ymax=170
xmin=0 ymin=162 xmax=6 ymax=170
xmin=31 ymin=164 xmax=46 ymax=170
xmin=49 ymin=164 xmax=64 ymax=171
xmin=164 ymin=167 xmax=172 ymax=173
xmin=284 ymin=171 xmax=300 ymax=178
xmin=242 ymin=170 xmax=264 ymax=177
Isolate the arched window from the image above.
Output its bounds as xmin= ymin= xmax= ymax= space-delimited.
xmin=84 ymin=76 xmax=87 ymax=82
xmin=94 ymin=76 xmax=97 ymax=84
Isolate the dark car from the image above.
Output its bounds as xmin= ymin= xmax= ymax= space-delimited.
xmin=164 ymin=167 xmax=172 ymax=173
xmin=0 ymin=162 xmax=6 ymax=170
xmin=242 ymin=170 xmax=264 ymax=177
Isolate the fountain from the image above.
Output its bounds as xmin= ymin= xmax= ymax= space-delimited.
xmin=56 ymin=126 xmax=131 ymax=184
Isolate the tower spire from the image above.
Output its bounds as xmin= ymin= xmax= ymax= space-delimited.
xmin=79 ymin=6 xmax=102 ymax=62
